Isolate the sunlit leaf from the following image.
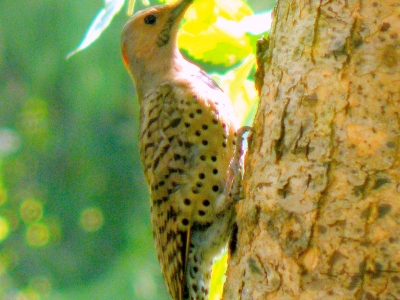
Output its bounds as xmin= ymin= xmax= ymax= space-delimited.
xmin=214 ymin=0 xmax=253 ymax=21
xmin=128 ymin=0 xmax=136 ymax=15
xmin=239 ymin=10 xmax=272 ymax=35
xmin=243 ymin=94 xmax=259 ymax=126
xmin=212 ymin=55 xmax=258 ymax=126
xmin=178 ymin=0 xmax=255 ymax=66
xmin=67 ymin=0 xmax=124 ymax=58
xmin=209 ymin=252 xmax=228 ymax=300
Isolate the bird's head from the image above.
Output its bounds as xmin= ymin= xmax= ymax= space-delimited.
xmin=121 ymin=0 xmax=194 ymax=95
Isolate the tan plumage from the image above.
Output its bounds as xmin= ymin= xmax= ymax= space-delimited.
xmin=121 ymin=1 xmax=239 ymax=299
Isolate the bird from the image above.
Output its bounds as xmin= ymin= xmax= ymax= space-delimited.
xmin=121 ymin=0 xmax=241 ymax=299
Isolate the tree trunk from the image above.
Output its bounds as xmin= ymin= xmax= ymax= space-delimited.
xmin=224 ymin=0 xmax=400 ymax=299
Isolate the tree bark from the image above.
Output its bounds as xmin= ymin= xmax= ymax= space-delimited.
xmin=224 ymin=0 xmax=400 ymax=299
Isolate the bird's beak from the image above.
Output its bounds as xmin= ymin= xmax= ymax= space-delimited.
xmin=169 ymin=0 xmax=194 ymax=22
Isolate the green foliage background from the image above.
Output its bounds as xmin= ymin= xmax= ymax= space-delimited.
xmin=0 ymin=0 xmax=274 ymax=299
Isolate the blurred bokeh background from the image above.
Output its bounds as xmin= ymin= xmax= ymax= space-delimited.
xmin=0 ymin=0 xmax=273 ymax=299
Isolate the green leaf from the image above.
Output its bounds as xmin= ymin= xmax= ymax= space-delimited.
xmin=67 ymin=0 xmax=124 ymax=59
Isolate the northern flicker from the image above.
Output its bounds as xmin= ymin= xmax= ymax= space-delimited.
xmin=121 ymin=1 xmax=240 ymax=299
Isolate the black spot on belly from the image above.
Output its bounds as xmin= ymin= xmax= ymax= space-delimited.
xmin=171 ymin=118 xmax=181 ymax=128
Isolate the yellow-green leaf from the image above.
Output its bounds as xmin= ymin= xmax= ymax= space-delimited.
xmin=209 ymin=252 xmax=228 ymax=300
xmin=178 ymin=0 xmax=254 ymax=66
xmin=212 ymin=55 xmax=258 ymax=126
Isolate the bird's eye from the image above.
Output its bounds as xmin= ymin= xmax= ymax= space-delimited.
xmin=144 ymin=14 xmax=157 ymax=25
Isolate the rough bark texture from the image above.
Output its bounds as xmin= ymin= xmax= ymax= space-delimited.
xmin=224 ymin=0 xmax=400 ymax=299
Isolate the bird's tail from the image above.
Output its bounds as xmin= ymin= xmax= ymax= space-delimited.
xmin=184 ymin=246 xmax=213 ymax=300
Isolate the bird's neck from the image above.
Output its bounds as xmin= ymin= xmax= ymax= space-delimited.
xmin=132 ymin=47 xmax=199 ymax=101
